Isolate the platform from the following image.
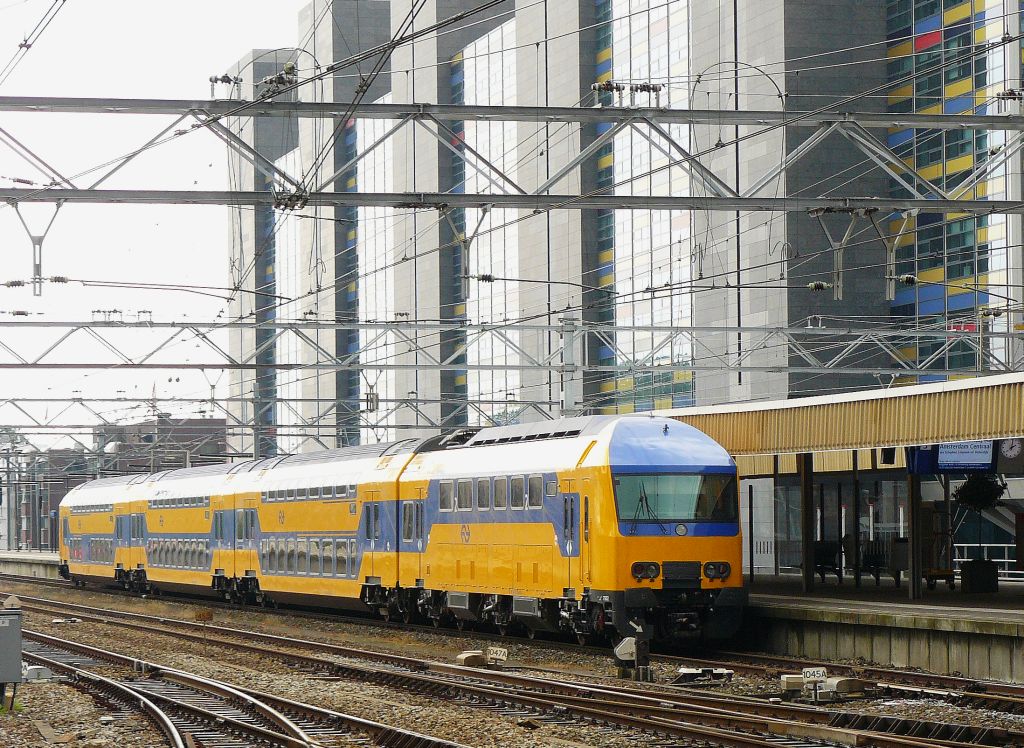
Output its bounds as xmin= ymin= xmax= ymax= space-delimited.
xmin=0 ymin=551 xmax=61 ymax=579
xmin=744 ymin=574 xmax=1024 ymax=683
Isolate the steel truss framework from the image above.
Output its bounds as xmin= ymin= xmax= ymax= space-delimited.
xmin=0 ymin=314 xmax=1019 ymax=452
xmin=0 ymin=319 xmax=1017 ymax=376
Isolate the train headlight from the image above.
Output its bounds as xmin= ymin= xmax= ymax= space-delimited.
xmin=631 ymin=561 xmax=661 ymax=580
xmin=704 ymin=561 xmax=731 ymax=580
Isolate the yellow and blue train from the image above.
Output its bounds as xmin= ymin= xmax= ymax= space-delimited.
xmin=59 ymin=415 xmax=745 ymax=642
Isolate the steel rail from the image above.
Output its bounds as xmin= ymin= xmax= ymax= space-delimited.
xmin=20 ymin=648 xmax=186 ymax=748
xmin=15 ymin=594 xmax=1001 ymax=747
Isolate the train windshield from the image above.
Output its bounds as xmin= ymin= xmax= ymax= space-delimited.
xmin=613 ymin=473 xmax=738 ymax=523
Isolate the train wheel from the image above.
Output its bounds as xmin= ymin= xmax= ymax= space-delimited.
xmin=455 ymin=618 xmax=465 ymax=631
xmin=525 ymin=627 xmax=537 ymax=640
xmin=431 ymin=617 xmax=441 ymax=629
xmin=497 ymin=624 xmax=509 ymax=637
xmin=576 ymin=633 xmax=590 ymax=646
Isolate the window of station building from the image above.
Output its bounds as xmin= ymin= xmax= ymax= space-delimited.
xmin=439 ymin=481 xmax=454 ymax=512
xmin=944 ymin=129 xmax=973 ymax=160
xmin=492 ymin=478 xmax=507 ymax=510
xmin=528 ymin=476 xmax=543 ymax=508
xmin=886 ymin=54 xmax=912 ymax=84
xmin=913 ymin=0 xmax=939 ymax=17
xmin=476 ymin=479 xmax=490 ymax=510
xmin=456 ymin=480 xmax=473 ymax=510
xmin=510 ymin=477 xmax=525 ymax=509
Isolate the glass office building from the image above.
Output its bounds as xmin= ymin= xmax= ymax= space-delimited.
xmin=886 ymin=0 xmax=1019 ymax=377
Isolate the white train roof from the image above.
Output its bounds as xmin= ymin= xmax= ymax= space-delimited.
xmin=61 ymin=416 xmax=732 ymax=508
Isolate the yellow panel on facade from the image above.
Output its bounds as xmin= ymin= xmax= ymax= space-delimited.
xmin=600 ymin=380 xmax=616 ymax=393
xmin=598 ymin=274 xmax=614 ymax=287
xmin=598 ymin=249 xmax=614 ymax=264
xmin=918 ymin=103 xmax=942 ymax=116
xmin=943 ymin=2 xmax=971 ymax=23
xmin=673 ymin=370 xmax=692 ymax=383
xmin=597 ymin=154 xmax=613 ymax=171
xmin=919 ymin=163 xmax=943 ymax=181
xmin=888 ymin=85 xmax=912 ymax=103
xmin=617 ymin=403 xmax=634 ymax=414
xmin=616 ymin=377 xmax=634 ymax=392
xmin=887 ymin=41 xmax=911 ymax=58
xmin=597 ymin=70 xmax=612 ymax=83
xmin=596 ymin=47 xmax=611 ymax=63
xmin=944 ymin=77 xmax=973 ymax=99
xmin=654 ymin=397 xmax=672 ymax=410
xmin=918 ymin=266 xmax=945 ymax=283
xmin=945 ymin=154 xmax=973 ymax=174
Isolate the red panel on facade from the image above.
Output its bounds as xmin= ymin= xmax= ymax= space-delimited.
xmin=914 ymin=30 xmax=941 ymax=51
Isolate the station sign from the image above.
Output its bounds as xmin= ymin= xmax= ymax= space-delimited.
xmin=937 ymin=441 xmax=993 ymax=470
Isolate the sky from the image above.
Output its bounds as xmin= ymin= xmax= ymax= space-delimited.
xmin=0 ymin=0 xmax=305 ymax=448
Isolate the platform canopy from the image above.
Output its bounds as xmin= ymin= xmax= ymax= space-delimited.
xmin=658 ymin=373 xmax=1024 ymax=456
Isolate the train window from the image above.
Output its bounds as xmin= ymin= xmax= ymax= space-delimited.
xmin=476 ymin=479 xmax=490 ymax=510
xmin=528 ymin=476 xmax=543 ymax=508
xmin=402 ymin=503 xmax=414 ymax=542
xmin=373 ymin=504 xmax=382 ymax=540
xmin=321 ymin=539 xmax=333 ymax=575
xmin=286 ymin=540 xmax=296 ymax=573
xmin=493 ymin=478 xmax=507 ymax=510
xmin=297 ymin=541 xmax=308 ymax=574
xmin=334 ymin=540 xmax=346 ymax=576
xmin=510 ymin=477 xmax=525 ymax=509
xmin=268 ymin=541 xmax=277 ymax=573
xmin=439 ymin=481 xmax=454 ymax=512
xmin=284 ymin=488 xmax=294 ymax=500
xmin=349 ymin=484 xmax=358 ymax=497
xmin=546 ymin=481 xmax=557 ymax=497
xmin=310 ymin=540 xmax=321 ymax=575
xmin=584 ymin=497 xmax=589 ymax=542
xmin=335 ymin=485 xmax=347 ymax=498
xmin=349 ymin=539 xmax=358 ymax=576
xmin=456 ymin=480 xmax=472 ymax=511
xmin=309 ymin=486 xmax=320 ymax=499
xmin=247 ymin=509 xmax=257 ymax=540
xmin=235 ymin=510 xmax=244 ymax=541
xmin=415 ymin=503 xmax=424 ymax=540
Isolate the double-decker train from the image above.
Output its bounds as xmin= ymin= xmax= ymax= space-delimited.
xmin=59 ymin=415 xmax=745 ymax=642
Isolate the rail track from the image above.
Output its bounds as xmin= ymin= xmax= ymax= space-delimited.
xmin=15 ymin=591 xmax=1023 ymax=748
xmin=6 ymin=570 xmax=1024 ymax=709
xmin=22 ymin=630 xmax=467 ymax=748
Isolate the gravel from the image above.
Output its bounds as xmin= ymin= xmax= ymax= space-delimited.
xmin=8 ymin=579 xmax=1024 ymax=743
xmin=0 ymin=680 xmax=164 ymax=748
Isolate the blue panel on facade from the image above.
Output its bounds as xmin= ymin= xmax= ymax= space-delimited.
xmin=943 ymin=95 xmax=974 ymax=113
xmin=887 ymin=129 xmax=913 ymax=148
xmin=596 ymin=122 xmax=614 ymax=135
xmin=918 ymin=298 xmax=944 ymax=315
xmin=894 ymin=287 xmax=916 ymax=305
xmin=596 ymin=58 xmax=612 ymax=75
xmin=913 ymin=13 xmax=941 ymax=33
xmin=947 ymin=291 xmax=978 ymax=311
xmin=918 ymin=283 xmax=944 ymax=302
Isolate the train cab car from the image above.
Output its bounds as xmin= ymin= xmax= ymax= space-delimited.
xmin=397 ymin=415 xmax=745 ymax=642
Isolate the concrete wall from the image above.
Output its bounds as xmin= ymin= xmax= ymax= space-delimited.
xmin=746 ymin=603 xmax=1024 ymax=682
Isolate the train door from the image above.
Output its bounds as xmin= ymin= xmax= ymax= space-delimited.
xmin=581 ymin=478 xmax=591 ymax=585
xmin=561 ymin=479 xmax=578 ymax=594
xmin=363 ymin=490 xmax=382 ymax=582
xmin=210 ymin=498 xmax=232 ymax=579
xmin=235 ymin=497 xmax=258 ymax=576
xmin=113 ymin=503 xmax=131 ymax=573
xmin=398 ymin=489 xmax=426 ymax=585
xmin=129 ymin=510 xmax=145 ymax=572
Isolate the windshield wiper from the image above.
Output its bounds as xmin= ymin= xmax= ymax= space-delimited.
xmin=629 ymin=480 xmax=667 ymax=535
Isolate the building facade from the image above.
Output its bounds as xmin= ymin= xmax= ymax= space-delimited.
xmin=224 ymin=0 xmax=1021 ymax=453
